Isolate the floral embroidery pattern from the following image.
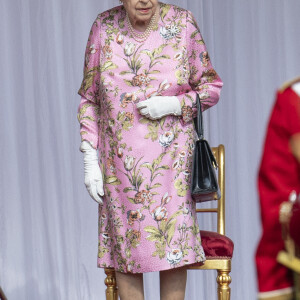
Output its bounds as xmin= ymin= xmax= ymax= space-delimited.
xmin=78 ymin=3 xmax=222 ymax=273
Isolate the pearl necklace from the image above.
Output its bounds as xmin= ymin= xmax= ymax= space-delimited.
xmin=126 ymin=10 xmax=157 ymax=43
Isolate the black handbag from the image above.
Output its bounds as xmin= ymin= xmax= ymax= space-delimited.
xmin=191 ymin=94 xmax=221 ymax=202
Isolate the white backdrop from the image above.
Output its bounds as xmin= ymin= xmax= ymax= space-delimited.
xmin=1 ymin=0 xmax=300 ymax=299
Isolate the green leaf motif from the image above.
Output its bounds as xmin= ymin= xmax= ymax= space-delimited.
xmin=145 ymin=123 xmax=159 ymax=141
xmin=105 ymin=176 xmax=121 ymax=185
xmin=98 ymin=246 xmax=109 ymax=258
xmin=192 ymin=222 xmax=200 ymax=236
xmin=78 ymin=103 xmax=93 ymax=118
xmin=124 ymin=79 xmax=134 ymax=87
xmin=160 ymin=220 xmax=167 ymax=232
xmin=168 ymin=210 xmax=184 ymax=221
xmin=195 ymin=39 xmax=205 ymax=45
xmin=159 ymin=117 xmax=166 ymax=128
xmin=100 ymin=61 xmax=118 ymax=72
xmin=119 ymin=70 xmax=132 ymax=75
xmin=160 ymin=5 xmax=171 ymax=21
xmin=139 ymin=118 xmax=150 ymax=124
xmin=186 ymin=93 xmax=194 ymax=103
xmin=157 ymin=55 xmax=170 ymax=60
xmin=157 ymin=165 xmax=170 ymax=170
xmin=174 ymin=178 xmax=183 ymax=189
xmin=147 ymin=234 xmax=163 ymax=242
xmin=141 ymin=49 xmax=153 ymax=59
xmin=122 ymin=120 xmax=133 ymax=131
xmin=82 ymin=116 xmax=95 ymax=122
xmin=127 ymin=197 xmax=136 ymax=204
xmin=190 ymin=30 xmax=198 ymax=39
xmin=153 ymin=44 xmax=168 ymax=57
xmin=154 ymin=242 xmax=167 ymax=259
xmin=149 ymin=70 xmax=161 ymax=74
xmin=83 ymin=73 xmax=96 ymax=92
xmin=153 ymin=152 xmax=167 ymax=168
xmin=116 ymin=129 xmax=122 ymax=141
xmin=166 ymin=219 xmax=177 ymax=246
xmin=151 ymin=183 xmax=162 ymax=189
xmin=118 ymin=19 xmax=125 ymax=29
xmin=125 ymin=247 xmax=131 ymax=258
xmin=175 ymin=69 xmax=185 ymax=85
xmin=140 ymin=163 xmax=153 ymax=172
xmin=123 ymin=187 xmax=135 ymax=193
xmin=144 ymin=226 xmax=161 ymax=235
xmin=174 ymin=179 xmax=189 ymax=197
xmin=178 ymin=188 xmax=187 ymax=197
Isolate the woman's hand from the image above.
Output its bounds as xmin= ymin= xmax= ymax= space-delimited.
xmin=136 ymin=96 xmax=181 ymax=120
xmin=80 ymin=141 xmax=104 ymax=204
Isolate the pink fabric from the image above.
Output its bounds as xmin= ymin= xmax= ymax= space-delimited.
xmin=78 ymin=3 xmax=222 ymax=273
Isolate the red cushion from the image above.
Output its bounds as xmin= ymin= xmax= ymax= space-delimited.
xmin=290 ymin=203 xmax=300 ymax=247
xmin=200 ymin=230 xmax=234 ymax=258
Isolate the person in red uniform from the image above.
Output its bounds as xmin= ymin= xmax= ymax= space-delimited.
xmin=256 ymin=76 xmax=300 ymax=300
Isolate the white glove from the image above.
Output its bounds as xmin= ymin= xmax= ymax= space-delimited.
xmin=80 ymin=141 xmax=104 ymax=204
xmin=136 ymin=96 xmax=182 ymax=120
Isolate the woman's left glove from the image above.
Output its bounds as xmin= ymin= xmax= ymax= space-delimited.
xmin=136 ymin=96 xmax=182 ymax=120
xmin=80 ymin=141 xmax=104 ymax=204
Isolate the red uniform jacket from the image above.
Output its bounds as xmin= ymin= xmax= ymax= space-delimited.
xmin=256 ymin=80 xmax=300 ymax=296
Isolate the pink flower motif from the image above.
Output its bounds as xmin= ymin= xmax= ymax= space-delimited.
xmin=159 ymin=79 xmax=172 ymax=91
xmin=120 ymin=93 xmax=137 ymax=108
xmin=127 ymin=209 xmax=144 ymax=225
xmin=126 ymin=264 xmax=133 ymax=272
xmin=116 ymin=33 xmax=124 ymax=44
xmin=162 ymin=192 xmax=172 ymax=205
xmin=117 ymin=147 xmax=124 ymax=158
xmin=179 ymin=151 xmax=186 ymax=157
xmin=167 ymin=249 xmax=183 ymax=265
xmin=89 ymin=44 xmax=97 ymax=54
xmin=172 ymin=160 xmax=180 ymax=170
xmin=124 ymin=155 xmax=135 ymax=171
xmin=124 ymin=42 xmax=135 ymax=56
xmin=102 ymin=45 xmax=113 ymax=60
xmin=159 ymin=131 xmax=175 ymax=148
xmin=134 ymin=190 xmax=153 ymax=204
xmin=151 ymin=206 xmax=168 ymax=221
xmin=132 ymin=73 xmax=151 ymax=87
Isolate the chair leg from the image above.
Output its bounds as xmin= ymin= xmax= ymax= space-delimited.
xmin=104 ymin=268 xmax=118 ymax=300
xmin=217 ymin=270 xmax=232 ymax=300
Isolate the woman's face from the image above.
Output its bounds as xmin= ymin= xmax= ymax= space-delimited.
xmin=122 ymin=0 xmax=159 ymax=27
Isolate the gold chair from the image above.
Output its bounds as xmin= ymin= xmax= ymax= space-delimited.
xmin=104 ymin=144 xmax=233 ymax=300
xmin=187 ymin=144 xmax=233 ymax=300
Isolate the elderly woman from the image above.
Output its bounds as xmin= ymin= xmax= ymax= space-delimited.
xmin=78 ymin=0 xmax=223 ymax=299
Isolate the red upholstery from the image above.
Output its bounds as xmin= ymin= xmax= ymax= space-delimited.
xmin=200 ymin=230 xmax=234 ymax=258
xmin=290 ymin=202 xmax=300 ymax=247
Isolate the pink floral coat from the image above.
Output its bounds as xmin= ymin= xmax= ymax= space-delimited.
xmin=78 ymin=3 xmax=223 ymax=273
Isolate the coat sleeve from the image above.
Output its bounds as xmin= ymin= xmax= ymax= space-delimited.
xmin=77 ymin=16 xmax=101 ymax=149
xmin=178 ymin=10 xmax=223 ymax=125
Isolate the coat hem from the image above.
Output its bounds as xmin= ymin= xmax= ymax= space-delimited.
xmin=97 ymin=257 xmax=206 ymax=274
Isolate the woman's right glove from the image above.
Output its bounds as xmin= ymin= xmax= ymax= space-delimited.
xmin=136 ymin=96 xmax=181 ymax=120
xmin=80 ymin=141 xmax=104 ymax=204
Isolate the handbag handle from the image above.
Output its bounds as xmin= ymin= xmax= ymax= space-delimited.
xmin=193 ymin=94 xmax=218 ymax=168
xmin=193 ymin=94 xmax=204 ymax=140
